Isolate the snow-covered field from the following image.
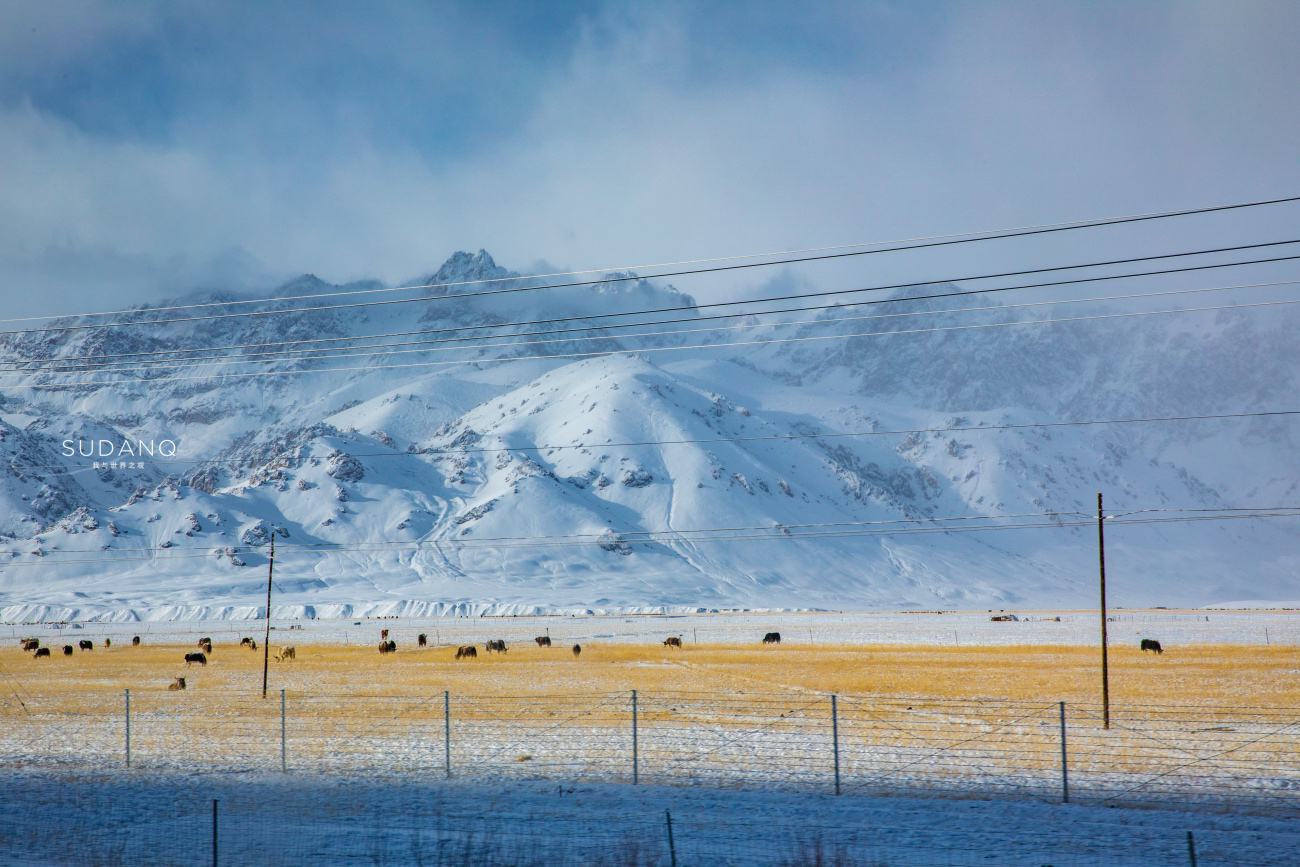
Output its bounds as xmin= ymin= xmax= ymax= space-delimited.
xmin=4 ymin=610 xmax=1299 ymax=864
xmin=2 ymin=772 xmax=1298 ymax=866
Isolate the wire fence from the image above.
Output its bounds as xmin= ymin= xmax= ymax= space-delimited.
xmin=2 ymin=688 xmax=1297 ymax=814
xmin=2 ymin=775 xmax=1297 ymax=866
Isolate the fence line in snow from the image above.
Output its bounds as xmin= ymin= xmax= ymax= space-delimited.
xmin=1 ymin=689 xmax=1298 ymax=813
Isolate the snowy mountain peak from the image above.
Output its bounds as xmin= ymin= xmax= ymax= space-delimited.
xmin=0 ymin=250 xmax=1296 ymax=620
xmin=420 ymin=250 xmax=514 ymax=293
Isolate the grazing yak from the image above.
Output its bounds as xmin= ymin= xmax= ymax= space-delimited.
xmin=1140 ymin=639 xmax=1164 ymax=654
xmin=184 ymin=652 xmax=207 ymax=666
xmin=168 ymin=677 xmax=186 ymax=691
xmin=663 ymin=636 xmax=682 ymax=648
xmin=418 ymin=634 xmax=427 ymax=648
xmin=79 ymin=640 xmax=94 ymax=651
xmin=378 ymin=640 xmax=397 ymax=654
xmin=572 ymin=644 xmax=582 ymax=658
xmin=381 ymin=629 xmax=389 ymax=641
xmin=63 ymin=645 xmax=74 ymax=656
xmin=132 ymin=636 xmax=141 ymax=646
xmin=21 ymin=639 xmax=39 ymax=652
xmin=239 ymin=637 xmax=254 ymax=647
xmin=486 ymin=639 xmax=508 ymax=654
xmin=455 ymin=645 xmax=477 ymax=660
xmin=104 ymin=638 xmax=111 ymax=648
xmin=276 ymin=646 xmax=296 ymax=662
xmin=34 ymin=648 xmax=51 ymax=658
xmin=535 ymin=636 xmax=551 ymax=647
xmin=762 ymin=632 xmax=781 ymax=644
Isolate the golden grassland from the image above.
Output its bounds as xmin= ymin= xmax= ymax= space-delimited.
xmin=2 ymin=639 xmax=1297 ymax=714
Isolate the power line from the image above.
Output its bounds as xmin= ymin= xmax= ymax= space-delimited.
xmin=13 ymin=410 xmax=1299 ymax=474
xmin=10 ymin=293 xmax=1299 ymax=387
xmin=14 ymin=275 xmax=1297 ymax=376
xmin=3 ymin=509 xmax=1295 ymax=566
xmin=9 ymin=192 xmax=1300 ymax=326
xmin=14 ymin=240 xmax=1298 ymax=371
xmin=3 ymin=236 xmax=1298 ymax=339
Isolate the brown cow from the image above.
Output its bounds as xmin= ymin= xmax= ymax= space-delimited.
xmin=378 ymin=640 xmax=397 ymax=654
xmin=276 ymin=646 xmax=296 ymax=662
xmin=168 ymin=677 xmax=186 ymax=691
xmin=21 ymin=639 xmax=39 ymax=651
xmin=104 ymin=638 xmax=111 ymax=648
xmin=455 ymin=645 xmax=477 ymax=660
xmin=663 ymin=636 xmax=682 ymax=648
xmin=198 ymin=637 xmax=211 ymax=649
xmin=381 ymin=629 xmax=389 ymax=641
xmin=535 ymin=636 xmax=552 ymax=647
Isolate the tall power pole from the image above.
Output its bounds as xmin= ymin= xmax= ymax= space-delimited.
xmin=261 ymin=535 xmax=274 ymax=696
xmin=1097 ymin=492 xmax=1110 ymax=729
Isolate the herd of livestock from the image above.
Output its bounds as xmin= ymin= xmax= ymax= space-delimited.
xmin=12 ymin=628 xmax=1170 ymax=678
xmin=10 ymin=629 xmax=787 ymax=668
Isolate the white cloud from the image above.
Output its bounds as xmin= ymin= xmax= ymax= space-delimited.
xmin=0 ymin=1 xmax=1297 ymax=318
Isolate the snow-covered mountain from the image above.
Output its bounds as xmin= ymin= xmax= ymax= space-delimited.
xmin=1 ymin=250 xmax=1296 ymax=620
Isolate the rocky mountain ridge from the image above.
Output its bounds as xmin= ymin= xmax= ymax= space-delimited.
xmin=0 ymin=250 xmax=1295 ymax=620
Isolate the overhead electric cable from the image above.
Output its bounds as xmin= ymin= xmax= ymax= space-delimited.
xmin=16 ymin=276 xmax=1297 ymax=375
xmin=12 ymin=409 xmax=1298 ymax=473
xmin=3 ymin=510 xmax=1296 ymax=565
xmin=9 ymin=294 xmax=1299 ymax=387
xmin=2 ymin=237 xmax=1298 ymax=338
xmin=8 ymin=192 xmax=1299 ymax=326
xmin=14 ymin=242 xmax=1299 ymax=367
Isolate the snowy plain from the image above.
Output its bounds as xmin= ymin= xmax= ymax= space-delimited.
xmin=3 ymin=772 xmax=1298 ymax=866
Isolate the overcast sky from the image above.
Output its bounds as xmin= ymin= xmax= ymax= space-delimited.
xmin=1 ymin=0 xmax=1298 ymax=319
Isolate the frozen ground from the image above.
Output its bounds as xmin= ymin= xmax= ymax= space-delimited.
xmin=1 ymin=771 xmax=1297 ymax=866
xmin=6 ymin=608 xmax=1298 ymax=650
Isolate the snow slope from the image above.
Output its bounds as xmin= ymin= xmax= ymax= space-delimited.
xmin=0 ymin=251 xmax=1296 ymax=620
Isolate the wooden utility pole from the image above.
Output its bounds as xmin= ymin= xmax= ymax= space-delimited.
xmin=262 ymin=534 xmax=274 ymax=699
xmin=1097 ymin=492 xmax=1110 ymax=729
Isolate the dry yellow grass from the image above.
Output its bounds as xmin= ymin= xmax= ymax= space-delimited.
xmin=2 ymin=639 xmax=1296 ymax=712
xmin=3 ymin=639 xmax=1297 ymax=791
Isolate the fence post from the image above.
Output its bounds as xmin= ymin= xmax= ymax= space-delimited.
xmin=665 ymin=808 xmax=677 ymax=867
xmin=831 ymin=694 xmax=841 ymax=796
xmin=444 ymin=690 xmax=451 ymax=778
xmin=124 ymin=688 xmax=131 ymax=769
xmin=212 ymin=799 xmax=218 ymax=867
xmin=1059 ymin=701 xmax=1069 ymax=803
xmin=632 ymin=690 xmax=639 ymax=785
xmin=280 ymin=688 xmax=287 ymax=773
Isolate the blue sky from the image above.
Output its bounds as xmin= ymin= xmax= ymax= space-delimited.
xmin=1 ymin=0 xmax=1297 ymax=317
